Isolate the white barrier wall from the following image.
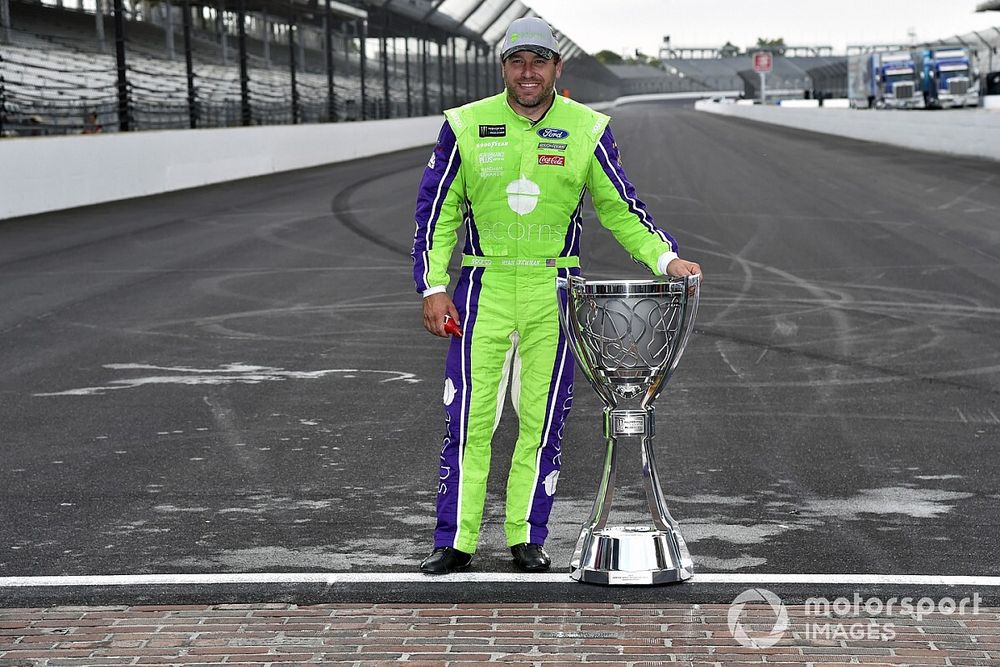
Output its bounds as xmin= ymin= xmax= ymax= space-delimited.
xmin=0 ymin=116 xmax=444 ymax=220
xmin=695 ymin=100 xmax=1000 ymax=163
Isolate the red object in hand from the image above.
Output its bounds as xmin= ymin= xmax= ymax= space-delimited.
xmin=444 ymin=318 xmax=462 ymax=337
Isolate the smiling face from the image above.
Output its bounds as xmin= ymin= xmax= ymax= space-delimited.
xmin=502 ymin=50 xmax=563 ymax=119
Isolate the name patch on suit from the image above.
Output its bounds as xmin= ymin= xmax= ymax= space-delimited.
xmin=479 ymin=124 xmax=507 ymax=137
xmin=538 ymin=154 xmax=565 ymax=166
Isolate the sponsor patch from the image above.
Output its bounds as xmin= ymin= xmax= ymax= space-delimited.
xmin=536 ymin=127 xmax=570 ymax=140
xmin=538 ymin=154 xmax=565 ymax=166
xmin=479 ymin=124 xmax=506 ymax=137
xmin=478 ymin=151 xmax=503 ymax=164
xmin=538 ymin=142 xmax=567 ymax=151
xmin=476 ymin=140 xmax=509 ymax=148
xmin=479 ymin=166 xmax=503 ymax=178
xmin=427 ymin=152 xmax=436 ymax=169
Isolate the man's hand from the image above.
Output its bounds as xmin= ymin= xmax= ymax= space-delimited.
xmin=423 ymin=292 xmax=461 ymax=338
xmin=666 ymin=257 xmax=703 ymax=279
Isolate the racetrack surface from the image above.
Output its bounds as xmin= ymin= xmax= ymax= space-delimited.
xmin=2 ymin=103 xmax=999 ymax=604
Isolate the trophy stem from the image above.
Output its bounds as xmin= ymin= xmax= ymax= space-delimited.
xmin=571 ymin=409 xmax=619 ymax=571
xmin=571 ymin=406 xmax=694 ymax=585
xmin=640 ymin=425 xmax=679 ymax=533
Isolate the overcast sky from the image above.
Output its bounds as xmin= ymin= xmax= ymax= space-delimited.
xmin=524 ymin=0 xmax=1000 ymax=57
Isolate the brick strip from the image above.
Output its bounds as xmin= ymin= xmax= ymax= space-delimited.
xmin=0 ymin=603 xmax=997 ymax=665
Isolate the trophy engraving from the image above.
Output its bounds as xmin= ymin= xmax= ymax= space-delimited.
xmin=556 ymin=275 xmax=700 ymax=585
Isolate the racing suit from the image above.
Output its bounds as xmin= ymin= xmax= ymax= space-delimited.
xmin=411 ymin=91 xmax=679 ymax=554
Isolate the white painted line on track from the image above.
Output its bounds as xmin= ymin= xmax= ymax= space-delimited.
xmin=2 ymin=573 xmax=1000 ymax=587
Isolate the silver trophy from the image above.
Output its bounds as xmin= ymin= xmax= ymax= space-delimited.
xmin=556 ymin=275 xmax=700 ymax=585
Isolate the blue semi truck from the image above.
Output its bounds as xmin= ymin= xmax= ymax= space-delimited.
xmin=914 ymin=46 xmax=980 ymax=108
xmin=848 ymin=51 xmax=924 ymax=109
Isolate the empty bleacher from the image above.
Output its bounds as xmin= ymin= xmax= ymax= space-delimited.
xmin=0 ymin=0 xmax=489 ymax=135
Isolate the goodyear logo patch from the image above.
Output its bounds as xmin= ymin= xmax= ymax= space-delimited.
xmin=479 ymin=124 xmax=507 ymax=137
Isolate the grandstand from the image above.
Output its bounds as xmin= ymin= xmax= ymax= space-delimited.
xmin=0 ymin=0 xmax=613 ymax=136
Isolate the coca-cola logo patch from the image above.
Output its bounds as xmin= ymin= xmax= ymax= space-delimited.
xmin=537 ymin=154 xmax=565 ymax=166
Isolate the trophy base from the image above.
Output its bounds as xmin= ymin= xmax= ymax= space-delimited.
xmin=570 ymin=525 xmax=694 ymax=586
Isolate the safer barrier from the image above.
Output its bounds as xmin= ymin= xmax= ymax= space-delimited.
xmin=0 ymin=115 xmax=442 ymax=220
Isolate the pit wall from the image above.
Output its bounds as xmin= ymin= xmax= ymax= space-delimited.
xmin=1 ymin=116 xmax=443 ymax=220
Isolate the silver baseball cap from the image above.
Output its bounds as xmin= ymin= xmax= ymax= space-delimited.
xmin=500 ymin=17 xmax=560 ymax=61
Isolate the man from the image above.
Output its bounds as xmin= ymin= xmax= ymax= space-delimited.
xmin=411 ymin=17 xmax=701 ymax=575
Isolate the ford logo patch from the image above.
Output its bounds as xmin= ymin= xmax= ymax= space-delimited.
xmin=537 ymin=127 xmax=570 ymax=140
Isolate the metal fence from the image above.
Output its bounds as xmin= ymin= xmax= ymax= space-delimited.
xmin=1 ymin=0 xmax=554 ymax=137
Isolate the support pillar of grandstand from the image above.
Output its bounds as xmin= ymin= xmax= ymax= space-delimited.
xmin=405 ymin=36 xmax=412 ymax=117
xmin=381 ymin=12 xmax=390 ymax=119
xmin=1 ymin=0 xmax=10 ymax=43
xmin=450 ymin=37 xmax=457 ymax=107
xmin=437 ymin=40 xmax=444 ymax=113
xmin=112 ymin=0 xmax=130 ymax=131
xmin=181 ymin=0 xmax=196 ymax=128
xmin=297 ymin=26 xmax=305 ymax=74
xmin=325 ymin=0 xmax=335 ymax=122
xmin=164 ymin=0 xmax=173 ymax=60
xmin=94 ymin=0 xmax=106 ymax=52
xmin=358 ymin=18 xmax=368 ymax=120
xmin=237 ymin=0 xmax=250 ymax=126
xmin=474 ymin=44 xmax=480 ymax=99
xmin=422 ymin=37 xmax=429 ymax=116
xmin=262 ymin=11 xmax=269 ymax=67
xmin=289 ymin=16 xmax=299 ymax=124
xmin=464 ymin=41 xmax=471 ymax=105
xmin=216 ymin=0 xmax=227 ymax=66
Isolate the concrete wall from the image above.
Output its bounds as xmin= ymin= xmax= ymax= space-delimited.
xmin=1 ymin=116 xmax=443 ymax=220
xmin=695 ymin=100 xmax=1000 ymax=163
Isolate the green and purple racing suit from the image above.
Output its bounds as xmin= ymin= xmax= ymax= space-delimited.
xmin=411 ymin=91 xmax=679 ymax=554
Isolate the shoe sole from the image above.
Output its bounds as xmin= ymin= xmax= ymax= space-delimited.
xmin=419 ymin=560 xmax=473 ymax=575
xmin=513 ymin=563 xmax=551 ymax=572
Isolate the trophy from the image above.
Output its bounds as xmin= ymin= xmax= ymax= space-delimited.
xmin=556 ymin=275 xmax=700 ymax=585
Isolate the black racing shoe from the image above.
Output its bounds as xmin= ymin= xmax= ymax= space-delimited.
xmin=510 ymin=543 xmax=551 ymax=572
xmin=419 ymin=547 xmax=473 ymax=574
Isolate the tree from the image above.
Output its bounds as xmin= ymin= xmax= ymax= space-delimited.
xmin=594 ymin=50 xmax=624 ymax=65
xmin=754 ymin=37 xmax=786 ymax=56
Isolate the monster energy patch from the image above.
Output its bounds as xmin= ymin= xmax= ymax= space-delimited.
xmin=479 ymin=124 xmax=506 ymax=137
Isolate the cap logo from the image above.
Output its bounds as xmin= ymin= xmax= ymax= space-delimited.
xmin=511 ymin=31 xmax=547 ymax=44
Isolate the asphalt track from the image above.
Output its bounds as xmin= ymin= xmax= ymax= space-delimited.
xmin=2 ymin=103 xmax=1000 ymax=605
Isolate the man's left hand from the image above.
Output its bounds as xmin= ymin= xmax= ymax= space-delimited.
xmin=666 ymin=257 xmax=702 ymax=279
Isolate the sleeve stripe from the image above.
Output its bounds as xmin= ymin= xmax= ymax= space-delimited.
xmin=412 ymin=131 xmax=462 ymax=293
xmin=594 ymin=135 xmax=677 ymax=252
xmin=419 ymin=142 xmax=461 ymax=290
